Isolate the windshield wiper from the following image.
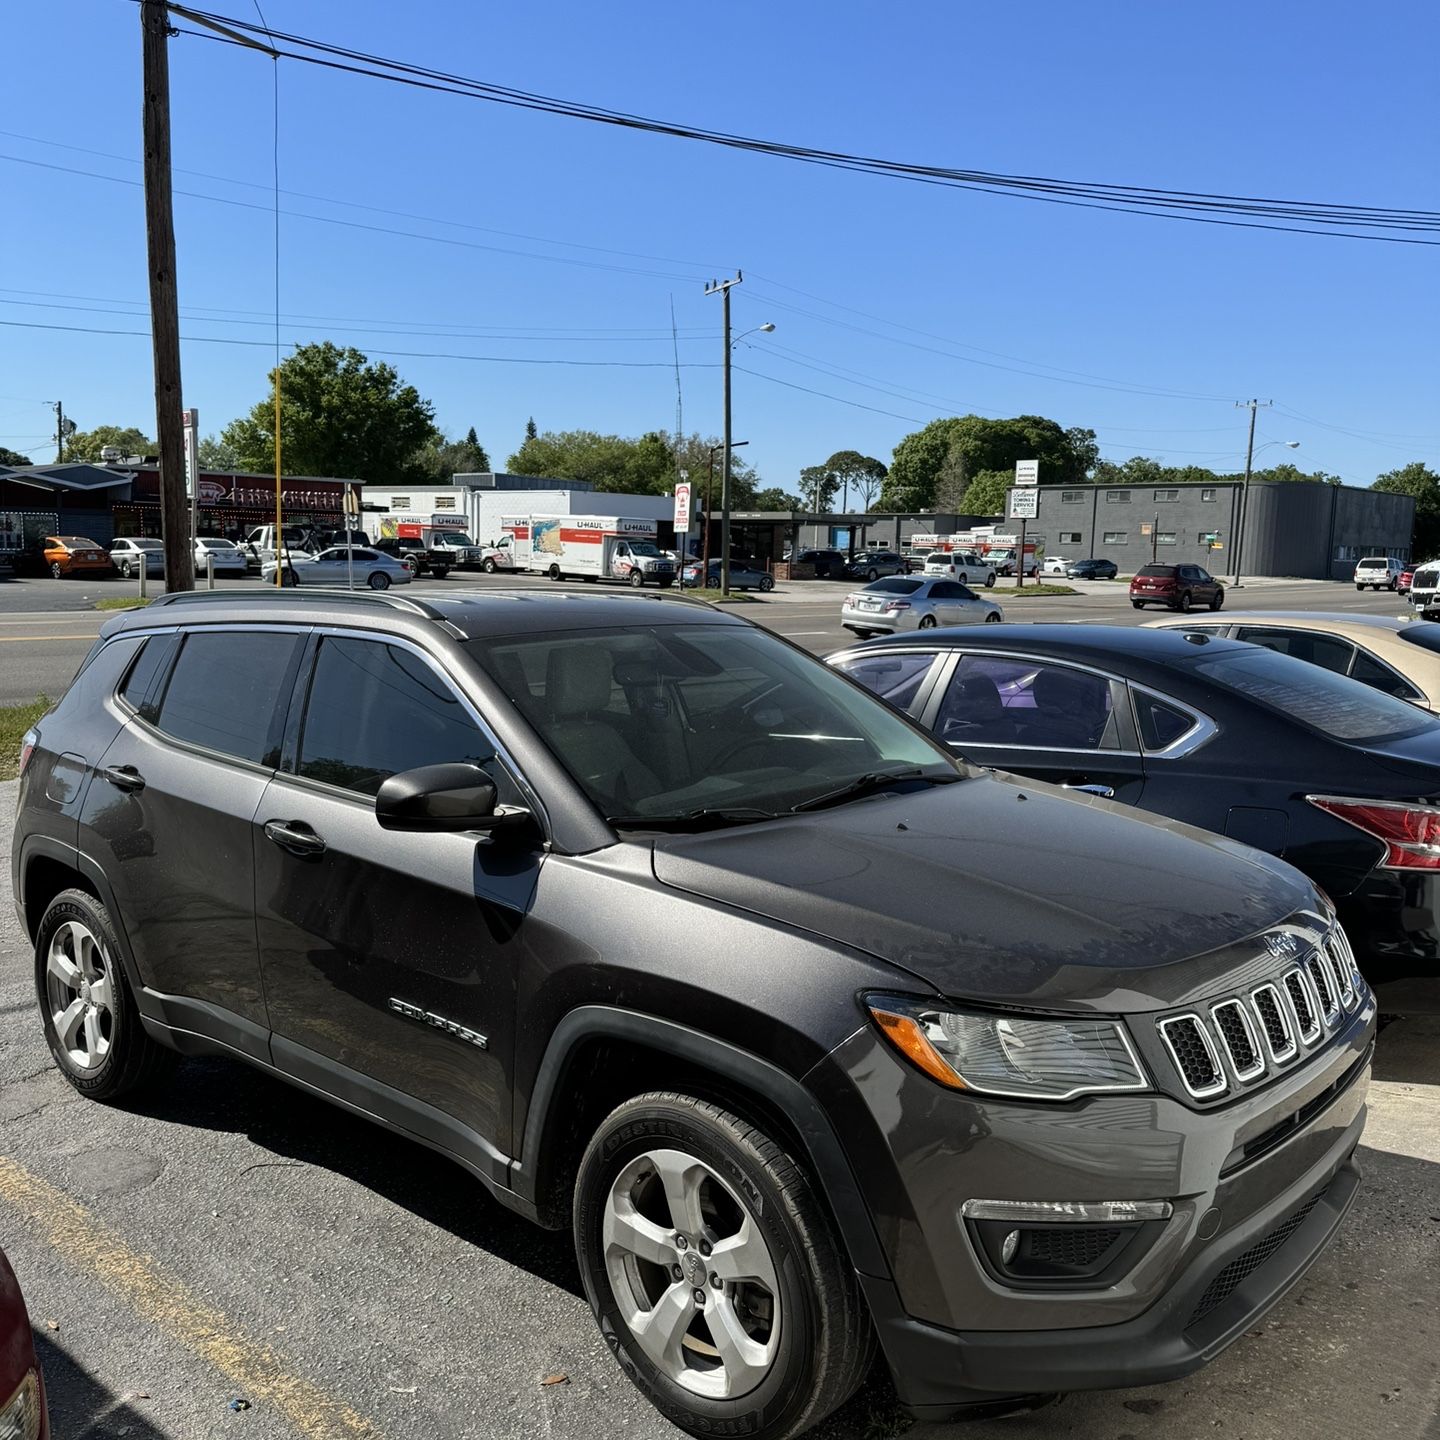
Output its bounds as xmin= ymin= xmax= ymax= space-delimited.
xmin=607 ymin=806 xmax=779 ymax=832
xmin=791 ymin=767 xmax=960 ymax=814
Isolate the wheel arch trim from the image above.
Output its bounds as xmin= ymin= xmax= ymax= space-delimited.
xmin=513 ymin=1005 xmax=890 ymax=1277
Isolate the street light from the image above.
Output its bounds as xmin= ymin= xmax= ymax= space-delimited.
xmin=1233 ymin=438 xmax=1300 ymax=587
xmin=732 ymin=322 xmax=776 ymax=348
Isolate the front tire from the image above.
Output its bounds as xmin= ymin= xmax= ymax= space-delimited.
xmin=629 ymin=569 xmax=646 ymax=588
xmin=431 ymin=566 xmax=450 ymax=580
xmin=120 ymin=560 xmax=133 ymax=578
xmin=1210 ymin=590 xmax=1225 ymax=611
xmin=574 ymin=1093 xmax=873 ymax=1440
xmin=984 ymin=611 xmax=1002 ymax=623
xmin=1131 ymin=600 xmax=1145 ymax=609
xmin=1178 ymin=591 xmax=1193 ymax=613
xmin=482 ymin=558 xmax=498 ymax=574
xmin=35 ymin=889 xmax=176 ymax=1101
xmin=984 ymin=573 xmax=996 ymax=588
xmin=759 ymin=575 xmax=775 ymax=592
xmin=50 ymin=561 xmax=63 ymax=580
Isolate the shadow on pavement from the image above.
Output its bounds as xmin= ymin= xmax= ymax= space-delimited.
xmin=118 ymin=1054 xmax=583 ymax=1298
xmin=34 ymin=1331 xmax=170 ymax=1440
xmin=1373 ymin=1014 xmax=1440 ymax=1085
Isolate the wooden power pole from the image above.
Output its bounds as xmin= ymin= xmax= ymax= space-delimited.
xmin=141 ymin=0 xmax=194 ymax=591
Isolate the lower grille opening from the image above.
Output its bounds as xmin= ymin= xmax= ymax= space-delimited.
xmin=1186 ymin=1194 xmax=1321 ymax=1328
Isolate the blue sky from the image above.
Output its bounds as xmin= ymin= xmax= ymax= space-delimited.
xmin=3 ymin=0 xmax=1437 ymax=492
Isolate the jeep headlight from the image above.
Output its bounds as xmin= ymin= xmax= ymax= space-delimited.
xmin=867 ymin=995 xmax=1149 ymax=1100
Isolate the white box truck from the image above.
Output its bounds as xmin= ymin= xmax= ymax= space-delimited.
xmin=499 ymin=514 xmax=675 ymax=586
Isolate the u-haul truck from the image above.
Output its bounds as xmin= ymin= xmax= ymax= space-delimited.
xmin=499 ymin=514 xmax=675 ymax=586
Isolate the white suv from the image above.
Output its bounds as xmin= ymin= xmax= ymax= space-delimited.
xmin=922 ymin=549 xmax=997 ymax=588
xmin=1355 ymin=556 xmax=1403 ymax=591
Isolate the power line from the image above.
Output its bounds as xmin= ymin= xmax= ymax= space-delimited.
xmin=156 ymin=4 xmax=1440 ymax=246
xmin=0 ymin=316 xmax=720 ymax=367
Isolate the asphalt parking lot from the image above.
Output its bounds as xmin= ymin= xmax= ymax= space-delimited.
xmin=1 ymin=764 xmax=1438 ymax=1439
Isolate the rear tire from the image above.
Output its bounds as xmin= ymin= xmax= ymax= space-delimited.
xmin=431 ymin=566 xmax=450 ymax=580
xmin=549 ymin=564 xmax=564 ymax=581
xmin=574 ymin=1093 xmax=874 ymax=1440
xmin=759 ymin=575 xmax=774 ymax=592
xmin=368 ymin=572 xmax=391 ymax=591
xmin=1356 ymin=585 xmax=1364 ymax=591
xmin=918 ymin=614 xmax=938 ymax=629
xmin=35 ymin=889 xmax=176 ymax=1101
xmin=1131 ymin=600 xmax=1145 ymax=609
xmin=120 ymin=560 xmax=133 ymax=578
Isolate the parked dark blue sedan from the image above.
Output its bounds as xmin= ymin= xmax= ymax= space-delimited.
xmin=831 ymin=623 xmax=1440 ymax=1010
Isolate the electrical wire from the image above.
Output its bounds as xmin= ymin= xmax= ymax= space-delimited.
xmin=154 ymin=4 xmax=1440 ymax=246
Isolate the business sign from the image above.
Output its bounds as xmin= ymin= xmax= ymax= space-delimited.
xmin=1014 ymin=458 xmax=1039 ymax=487
xmin=1008 ymin=488 xmax=1039 ymax=520
xmin=343 ymin=484 xmax=360 ymax=518
xmin=673 ymin=481 xmax=692 ymax=530
xmin=182 ymin=408 xmax=200 ymax=500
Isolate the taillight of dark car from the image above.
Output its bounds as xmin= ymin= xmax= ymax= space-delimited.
xmin=18 ymin=728 xmax=38 ymax=778
xmin=1309 ymin=795 xmax=1440 ymax=870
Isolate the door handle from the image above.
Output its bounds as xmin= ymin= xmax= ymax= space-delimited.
xmin=264 ymin=820 xmax=327 ymax=857
xmin=1063 ymin=783 xmax=1115 ymax=798
xmin=101 ymin=764 xmax=145 ymax=793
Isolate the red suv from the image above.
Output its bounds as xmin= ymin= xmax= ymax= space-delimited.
xmin=0 ymin=1247 xmax=48 ymax=1438
xmin=1130 ymin=562 xmax=1225 ymax=612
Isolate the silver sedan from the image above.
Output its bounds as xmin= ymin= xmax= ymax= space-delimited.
xmin=262 ymin=546 xmax=414 ymax=590
xmin=841 ymin=576 xmax=1003 ymax=637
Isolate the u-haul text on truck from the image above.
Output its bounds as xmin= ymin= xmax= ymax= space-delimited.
xmin=499 ymin=514 xmax=675 ymax=587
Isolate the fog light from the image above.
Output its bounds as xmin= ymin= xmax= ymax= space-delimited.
xmin=1000 ymin=1229 xmax=1020 ymax=1265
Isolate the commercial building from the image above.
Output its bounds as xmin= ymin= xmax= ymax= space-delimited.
xmin=1013 ymin=479 xmax=1414 ymax=580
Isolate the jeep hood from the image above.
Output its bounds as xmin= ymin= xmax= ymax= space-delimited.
xmin=650 ymin=773 xmax=1315 ymax=1013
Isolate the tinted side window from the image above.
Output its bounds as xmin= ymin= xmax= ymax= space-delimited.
xmin=1235 ymin=627 xmax=1353 ymax=676
xmin=936 ymin=656 xmax=1118 ymax=750
xmin=119 ymin=632 xmax=179 ymax=722
xmin=154 ymin=631 xmax=300 ymax=764
xmin=930 ymin=582 xmax=963 ymax=600
xmin=1349 ymin=649 xmax=1422 ymax=702
xmin=837 ymin=652 xmax=937 ymax=713
xmin=297 ymin=637 xmax=498 ymax=796
xmin=1136 ymin=694 xmax=1197 ymax=751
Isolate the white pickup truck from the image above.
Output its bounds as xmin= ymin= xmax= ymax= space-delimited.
xmin=922 ymin=549 xmax=997 ymax=588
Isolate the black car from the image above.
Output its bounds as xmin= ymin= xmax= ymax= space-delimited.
xmin=373 ymin=536 xmax=451 ymax=578
xmin=795 ymin=548 xmax=850 ymax=578
xmin=1066 ymin=558 xmax=1119 ymax=580
xmin=12 ymin=591 xmax=1371 ymax=1437
xmin=846 ymin=551 xmax=906 ymax=581
xmin=832 ymin=623 xmax=1440 ymax=1011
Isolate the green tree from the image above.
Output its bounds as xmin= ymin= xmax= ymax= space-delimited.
xmin=880 ymin=415 xmax=1096 ymax=511
xmin=464 ymin=427 xmax=492 ymax=471
xmin=1373 ymin=462 xmax=1440 ymax=558
xmin=414 ymin=429 xmax=492 ymax=481
xmin=825 ymin=450 xmax=888 ymax=511
xmin=0 ymin=447 xmax=33 ymax=467
xmin=799 ymin=464 xmax=839 ymax=511
xmin=525 ymin=416 xmax=538 ymax=442
xmin=957 ymin=469 xmax=1011 ymax=518
xmin=1252 ymin=461 xmax=1340 ymax=486
xmin=221 ymin=342 xmax=439 ymax=484
xmin=196 ymin=434 xmax=239 ymax=470
xmin=63 ymin=425 xmax=154 ymax=464
xmin=508 ymin=429 xmax=759 ymax=507
xmin=750 ymin=486 xmax=803 ymax=510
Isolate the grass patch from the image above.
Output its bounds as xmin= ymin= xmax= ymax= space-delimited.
xmin=999 ymin=583 xmax=1078 ymax=597
xmin=0 ymin=697 xmax=50 ymax=781
xmin=94 ymin=596 xmax=151 ymax=611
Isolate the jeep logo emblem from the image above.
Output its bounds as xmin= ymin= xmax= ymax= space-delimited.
xmin=1264 ymin=932 xmax=1300 ymax=961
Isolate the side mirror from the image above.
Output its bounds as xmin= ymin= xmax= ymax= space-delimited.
xmin=375 ymin=762 xmax=531 ymax=833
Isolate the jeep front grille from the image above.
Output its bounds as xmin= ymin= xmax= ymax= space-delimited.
xmin=1155 ymin=921 xmax=1363 ymax=1103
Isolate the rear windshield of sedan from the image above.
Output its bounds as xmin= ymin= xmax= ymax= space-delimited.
xmin=59 ymin=537 xmax=101 ymax=547
xmin=863 ymin=577 xmax=924 ymax=595
xmin=1194 ymin=647 xmax=1438 ymax=744
xmin=1137 ymin=565 xmax=1178 ymax=578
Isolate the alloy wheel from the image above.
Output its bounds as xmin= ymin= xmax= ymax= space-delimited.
xmin=602 ymin=1148 xmax=781 ymax=1400
xmin=45 ymin=920 xmax=113 ymax=1069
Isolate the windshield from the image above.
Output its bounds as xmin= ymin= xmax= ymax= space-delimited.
xmin=436 ymin=533 xmax=476 ymax=546
xmin=627 ymin=541 xmax=661 ymax=556
xmin=121 ymin=538 xmax=162 ymax=550
xmin=1194 ymin=647 xmax=1438 ymax=744
xmin=470 ymin=623 xmax=955 ymax=823
xmin=864 ymin=577 xmax=924 ymax=595
xmin=199 ymin=538 xmax=235 ymax=549
xmin=1398 ymin=625 xmax=1440 ymax=654
xmin=60 ymin=537 xmax=100 ymax=547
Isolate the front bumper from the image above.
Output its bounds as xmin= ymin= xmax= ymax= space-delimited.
xmin=807 ymin=1007 xmax=1372 ymax=1415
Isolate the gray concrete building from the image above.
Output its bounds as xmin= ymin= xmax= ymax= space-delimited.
xmin=986 ymin=479 xmax=1414 ymax=580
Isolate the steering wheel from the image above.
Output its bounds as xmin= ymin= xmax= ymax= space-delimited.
xmin=710 ymin=735 xmax=780 ymax=772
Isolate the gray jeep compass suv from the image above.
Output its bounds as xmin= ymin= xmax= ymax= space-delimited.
xmin=12 ymin=589 xmax=1374 ymax=1438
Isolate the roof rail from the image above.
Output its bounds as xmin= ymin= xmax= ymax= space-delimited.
xmin=146 ymin=588 xmax=452 ymax=621
xmin=476 ymin=584 xmax=721 ymax=613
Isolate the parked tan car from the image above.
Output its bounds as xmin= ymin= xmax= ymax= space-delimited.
xmin=1145 ymin=611 xmax=1440 ymax=710
xmin=43 ymin=535 xmax=112 ymax=580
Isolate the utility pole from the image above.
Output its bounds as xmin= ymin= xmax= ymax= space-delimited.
xmin=705 ymin=273 xmax=742 ymax=597
xmin=52 ymin=401 xmax=67 ymax=463
xmin=1231 ymin=399 xmax=1272 ymax=588
xmin=141 ymin=0 xmax=194 ymax=592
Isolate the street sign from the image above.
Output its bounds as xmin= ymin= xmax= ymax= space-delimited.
xmin=1140 ymin=522 xmax=1153 ymax=536
xmin=1008 ymin=488 xmax=1038 ymax=520
xmin=343 ymin=484 xmax=359 ymax=518
xmin=1014 ymin=458 xmax=1039 ymax=487
xmin=673 ymin=481 xmax=692 ymax=530
xmin=182 ymin=409 xmax=199 ymax=500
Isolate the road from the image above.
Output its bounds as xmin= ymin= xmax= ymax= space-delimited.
xmin=0 ymin=571 xmax=1416 ymax=705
